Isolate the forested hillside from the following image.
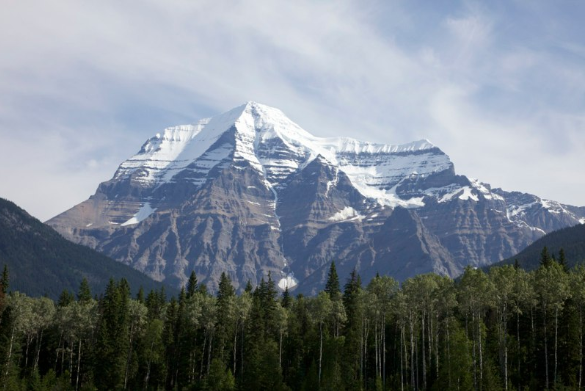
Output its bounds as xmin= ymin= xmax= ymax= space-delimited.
xmin=0 ymin=197 xmax=173 ymax=299
xmin=2 ymin=256 xmax=585 ymax=390
xmin=495 ymin=223 xmax=585 ymax=270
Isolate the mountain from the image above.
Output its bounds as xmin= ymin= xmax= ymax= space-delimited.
xmin=0 ymin=197 xmax=174 ymax=299
xmin=491 ymin=223 xmax=585 ymax=271
xmin=47 ymin=102 xmax=585 ymax=292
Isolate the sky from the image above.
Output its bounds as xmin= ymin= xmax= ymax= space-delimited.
xmin=1 ymin=0 xmax=584 ymax=221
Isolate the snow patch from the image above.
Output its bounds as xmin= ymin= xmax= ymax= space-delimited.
xmin=580 ymin=218 xmax=585 ymax=225
xmin=329 ymin=207 xmax=364 ymax=222
xmin=278 ymin=274 xmax=298 ymax=290
xmin=458 ymin=187 xmax=479 ymax=201
xmin=121 ymin=202 xmax=157 ymax=226
xmin=439 ymin=186 xmax=478 ymax=203
xmin=85 ymin=223 xmax=93 ymax=227
xmin=112 ymin=101 xmax=452 ymax=209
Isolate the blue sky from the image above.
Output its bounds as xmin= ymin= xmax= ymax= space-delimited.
xmin=1 ymin=0 xmax=584 ymax=221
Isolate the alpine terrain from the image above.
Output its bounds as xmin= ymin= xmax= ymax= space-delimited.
xmin=47 ymin=102 xmax=585 ymax=293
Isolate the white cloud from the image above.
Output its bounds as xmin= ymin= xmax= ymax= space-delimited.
xmin=0 ymin=1 xmax=583 ymax=220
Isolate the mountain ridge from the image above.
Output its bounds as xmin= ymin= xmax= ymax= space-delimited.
xmin=47 ymin=102 xmax=585 ymax=292
xmin=0 ymin=197 xmax=175 ymax=299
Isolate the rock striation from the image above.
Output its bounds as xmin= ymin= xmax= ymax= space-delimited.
xmin=47 ymin=102 xmax=585 ymax=292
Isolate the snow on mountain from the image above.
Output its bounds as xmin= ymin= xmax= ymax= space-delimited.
xmin=47 ymin=101 xmax=585 ymax=292
xmin=114 ymin=102 xmax=451 ymax=210
xmin=121 ymin=202 xmax=156 ymax=226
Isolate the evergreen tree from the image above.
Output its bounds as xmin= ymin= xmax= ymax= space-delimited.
xmin=282 ymin=286 xmax=292 ymax=309
xmin=540 ymin=246 xmax=553 ymax=268
xmin=342 ymin=269 xmax=363 ymax=388
xmin=187 ymin=271 xmax=198 ymax=298
xmin=325 ymin=261 xmax=341 ymax=300
xmin=136 ymin=286 xmax=145 ymax=303
xmin=216 ymin=272 xmax=236 ymax=364
xmin=559 ymin=248 xmax=568 ymax=272
xmin=0 ymin=264 xmax=7 ymax=312
xmin=57 ymin=289 xmax=74 ymax=307
xmin=0 ymin=264 xmax=8 ymax=295
xmin=77 ymin=277 xmax=92 ymax=303
xmin=94 ymin=278 xmax=130 ymax=390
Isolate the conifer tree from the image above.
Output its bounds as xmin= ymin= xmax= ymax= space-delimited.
xmin=0 ymin=265 xmax=8 ymax=295
xmin=216 ymin=272 xmax=236 ymax=363
xmin=187 ymin=271 xmax=198 ymax=298
xmin=0 ymin=265 xmax=7 ymax=312
xmin=559 ymin=248 xmax=568 ymax=272
xmin=281 ymin=286 xmax=291 ymax=309
xmin=133 ymin=287 xmax=142 ymax=304
xmin=58 ymin=289 xmax=74 ymax=307
xmin=95 ymin=278 xmax=130 ymax=390
xmin=541 ymin=246 xmax=553 ymax=268
xmin=325 ymin=261 xmax=341 ymax=299
xmin=343 ymin=269 xmax=363 ymax=388
xmin=77 ymin=278 xmax=92 ymax=303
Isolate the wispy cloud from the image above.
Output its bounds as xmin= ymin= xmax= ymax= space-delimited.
xmin=0 ymin=0 xmax=583 ymax=220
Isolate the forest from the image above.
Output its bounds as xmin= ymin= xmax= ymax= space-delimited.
xmin=0 ymin=247 xmax=584 ymax=390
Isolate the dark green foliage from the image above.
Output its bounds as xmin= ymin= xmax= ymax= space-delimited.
xmin=6 ymin=254 xmax=585 ymax=390
xmin=1 ymin=264 xmax=8 ymax=295
xmin=77 ymin=277 xmax=92 ymax=303
xmin=541 ymin=246 xmax=553 ymax=268
xmin=324 ymin=261 xmax=340 ymax=299
xmin=282 ymin=287 xmax=292 ymax=309
xmin=495 ymin=223 xmax=585 ymax=270
xmin=58 ymin=289 xmax=75 ymax=307
xmin=187 ymin=270 xmax=198 ymax=298
xmin=0 ymin=197 xmax=175 ymax=299
xmin=94 ymin=278 xmax=130 ymax=390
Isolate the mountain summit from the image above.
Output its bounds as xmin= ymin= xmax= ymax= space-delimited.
xmin=48 ymin=102 xmax=585 ymax=292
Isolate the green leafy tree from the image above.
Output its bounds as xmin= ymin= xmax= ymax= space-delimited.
xmin=490 ymin=265 xmax=516 ymax=390
xmin=457 ymin=267 xmax=495 ymax=391
xmin=309 ymin=292 xmax=332 ymax=384
xmin=535 ymin=261 xmax=570 ymax=388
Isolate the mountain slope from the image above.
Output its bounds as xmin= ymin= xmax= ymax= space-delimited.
xmin=492 ymin=223 xmax=585 ymax=271
xmin=47 ymin=102 xmax=585 ymax=292
xmin=0 ymin=197 xmax=173 ymax=299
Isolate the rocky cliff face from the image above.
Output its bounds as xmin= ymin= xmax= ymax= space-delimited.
xmin=47 ymin=102 xmax=585 ymax=292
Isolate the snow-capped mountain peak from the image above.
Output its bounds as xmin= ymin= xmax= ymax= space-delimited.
xmin=113 ymin=102 xmax=452 ymax=210
xmin=48 ymin=102 xmax=585 ymax=293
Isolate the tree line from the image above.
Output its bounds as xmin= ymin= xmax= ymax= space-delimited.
xmin=0 ymin=247 xmax=584 ymax=390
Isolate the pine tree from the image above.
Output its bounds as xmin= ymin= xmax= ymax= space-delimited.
xmin=57 ymin=289 xmax=74 ymax=307
xmin=325 ymin=261 xmax=341 ymax=300
xmin=282 ymin=287 xmax=292 ymax=309
xmin=0 ymin=265 xmax=8 ymax=312
xmin=540 ymin=246 xmax=553 ymax=268
xmin=559 ymin=248 xmax=568 ymax=272
xmin=136 ymin=286 xmax=145 ymax=303
xmin=0 ymin=265 xmax=8 ymax=295
xmin=187 ymin=271 xmax=198 ymax=298
xmin=342 ymin=269 xmax=363 ymax=388
xmin=77 ymin=277 xmax=92 ymax=303
xmin=94 ymin=278 xmax=130 ymax=390
xmin=216 ymin=273 xmax=236 ymax=363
